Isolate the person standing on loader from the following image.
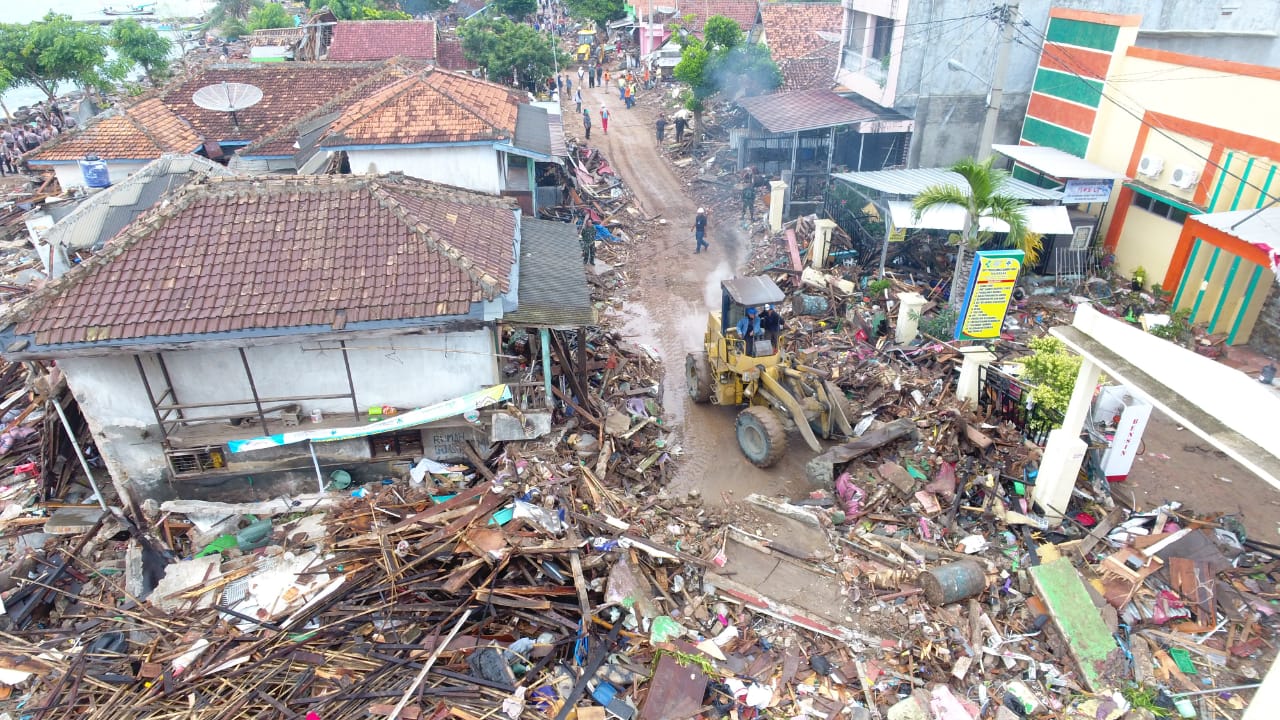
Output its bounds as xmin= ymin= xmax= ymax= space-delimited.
xmin=736 ymin=307 xmax=762 ymax=356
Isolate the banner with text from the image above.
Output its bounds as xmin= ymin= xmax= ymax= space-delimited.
xmin=228 ymin=384 xmax=511 ymax=453
xmin=954 ymin=250 xmax=1024 ymax=341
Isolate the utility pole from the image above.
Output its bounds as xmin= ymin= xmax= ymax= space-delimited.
xmin=979 ymin=1 xmax=1018 ymax=161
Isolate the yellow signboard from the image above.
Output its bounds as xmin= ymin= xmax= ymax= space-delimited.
xmin=955 ymin=250 xmax=1024 ymax=340
xmin=888 ymin=223 xmax=906 ymax=243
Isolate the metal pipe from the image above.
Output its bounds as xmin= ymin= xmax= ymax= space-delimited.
xmin=308 ymin=440 xmax=325 ymax=495
xmin=52 ymin=397 xmax=108 ymax=511
xmin=238 ymin=348 xmax=269 ymax=430
xmin=339 ymin=340 xmax=360 ymax=418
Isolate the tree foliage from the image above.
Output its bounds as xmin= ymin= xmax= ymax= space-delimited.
xmin=109 ymin=18 xmax=172 ymax=85
xmin=1021 ymin=336 xmax=1082 ymax=422
xmin=673 ymin=16 xmax=780 ymax=136
xmin=912 ymin=156 xmax=1042 ymax=308
xmin=459 ymin=16 xmax=565 ymax=89
xmin=210 ymin=0 xmax=262 ymax=31
xmin=311 ymin=0 xmax=411 ymax=20
xmin=563 ymin=0 xmax=625 ymax=31
xmin=0 ymin=13 xmax=112 ymax=103
xmin=493 ymin=0 xmax=537 ymax=20
xmin=248 ymin=2 xmax=295 ymax=30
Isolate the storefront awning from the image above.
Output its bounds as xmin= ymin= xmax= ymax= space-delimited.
xmin=887 ymin=201 xmax=1075 ymax=236
xmin=992 ymin=144 xmax=1127 ymax=180
xmin=1190 ymin=207 xmax=1280 ymax=271
xmin=834 ymin=168 xmax=1063 ymax=202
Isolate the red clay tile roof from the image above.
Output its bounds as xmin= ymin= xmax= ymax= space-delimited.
xmin=239 ymin=61 xmax=421 ymax=158
xmin=436 ymin=36 xmax=475 ymax=71
xmin=761 ymin=3 xmax=843 ymax=61
xmin=779 ymin=44 xmax=840 ymax=92
xmin=326 ymin=20 xmax=437 ymax=61
xmin=13 ymin=174 xmax=518 ymax=348
xmin=679 ymin=0 xmax=760 ymax=34
xmin=320 ymin=69 xmax=522 ymax=148
xmin=162 ymin=63 xmax=382 ymax=144
xmin=26 ymin=99 xmax=200 ymax=163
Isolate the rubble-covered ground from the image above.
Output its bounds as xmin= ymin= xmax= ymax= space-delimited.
xmin=0 ymin=45 xmax=1273 ymax=720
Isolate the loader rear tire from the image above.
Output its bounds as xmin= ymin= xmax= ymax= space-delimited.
xmin=686 ymin=352 xmax=713 ymax=403
xmin=736 ymin=406 xmax=787 ymax=468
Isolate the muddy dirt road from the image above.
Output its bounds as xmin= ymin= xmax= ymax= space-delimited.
xmin=579 ymin=83 xmax=818 ymax=504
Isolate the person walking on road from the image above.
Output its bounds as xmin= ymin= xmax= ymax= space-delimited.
xmin=582 ymin=108 xmax=592 ymax=139
xmin=578 ymin=65 xmax=585 ymax=85
xmin=655 ymin=113 xmax=667 ymax=148
xmin=574 ymin=88 xmax=583 ymax=113
xmin=740 ymin=168 xmax=757 ymax=221
xmin=674 ymin=115 xmax=687 ymax=143
xmin=693 ymin=207 xmax=709 ymax=253
xmin=595 ymin=65 xmax=602 ymax=86
xmin=580 ymin=216 xmax=596 ymax=265
xmin=600 ymin=105 xmax=610 ymax=134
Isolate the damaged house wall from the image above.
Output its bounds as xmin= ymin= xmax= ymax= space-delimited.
xmin=55 ymin=329 xmax=498 ymax=500
xmin=346 ymin=145 xmax=506 ymax=195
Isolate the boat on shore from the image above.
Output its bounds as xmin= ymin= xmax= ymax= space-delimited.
xmin=103 ymin=3 xmax=157 ymax=16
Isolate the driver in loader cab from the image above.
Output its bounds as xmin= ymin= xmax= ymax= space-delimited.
xmin=736 ymin=307 xmax=762 ymax=356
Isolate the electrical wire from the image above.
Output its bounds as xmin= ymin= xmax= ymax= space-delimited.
xmin=893 ymin=16 xmax=1002 ymax=103
xmin=1009 ymin=12 xmax=1278 ymax=207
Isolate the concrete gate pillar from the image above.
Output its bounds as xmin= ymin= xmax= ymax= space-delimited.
xmin=1034 ymin=357 xmax=1101 ymax=524
xmin=768 ymin=180 xmax=788 ymax=233
xmin=895 ymin=292 xmax=927 ymax=344
xmin=955 ymin=346 xmax=997 ymax=407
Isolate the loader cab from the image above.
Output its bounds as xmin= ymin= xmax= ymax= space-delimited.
xmin=720 ymin=276 xmax=786 ymax=358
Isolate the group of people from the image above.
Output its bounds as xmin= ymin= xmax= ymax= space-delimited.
xmin=736 ymin=305 xmax=783 ymax=356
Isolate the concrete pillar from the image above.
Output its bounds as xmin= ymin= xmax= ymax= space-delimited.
xmin=955 ymin=346 xmax=996 ymax=407
xmin=1245 ymin=654 xmax=1280 ymax=720
xmin=768 ymin=180 xmax=788 ymax=233
xmin=812 ymin=219 xmax=836 ymax=268
xmin=895 ymin=292 xmax=927 ymax=344
xmin=1034 ymin=357 xmax=1101 ymax=524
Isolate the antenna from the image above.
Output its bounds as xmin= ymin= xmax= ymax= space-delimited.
xmin=191 ymin=81 xmax=263 ymax=129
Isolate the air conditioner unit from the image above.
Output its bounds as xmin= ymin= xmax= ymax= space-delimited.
xmin=1137 ymin=155 xmax=1164 ymax=177
xmin=1170 ymin=166 xmax=1201 ymax=189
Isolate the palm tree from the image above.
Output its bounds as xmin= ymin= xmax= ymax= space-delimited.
xmin=912 ymin=156 xmax=1043 ymax=308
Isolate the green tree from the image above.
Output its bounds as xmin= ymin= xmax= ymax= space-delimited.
xmin=459 ymin=16 xmax=566 ymax=89
xmin=702 ymin=15 xmax=741 ymax=49
xmin=248 ymin=2 xmax=295 ymax=30
xmin=673 ymin=15 xmax=779 ymax=141
xmin=311 ymin=0 xmax=411 ymax=19
xmin=563 ymin=0 xmax=624 ymax=32
xmin=109 ymin=19 xmax=172 ymax=85
xmin=210 ymin=0 xmax=262 ymax=31
xmin=1021 ymin=336 xmax=1082 ymax=424
xmin=0 ymin=13 xmax=112 ymax=104
xmin=912 ymin=156 xmax=1043 ymax=309
xmin=493 ymin=0 xmax=537 ymax=20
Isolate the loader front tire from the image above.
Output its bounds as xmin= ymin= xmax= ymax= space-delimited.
xmin=686 ymin=352 xmax=713 ymax=403
xmin=736 ymin=406 xmax=787 ymax=468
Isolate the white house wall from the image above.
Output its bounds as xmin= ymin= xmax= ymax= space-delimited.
xmin=55 ymin=328 xmax=499 ymax=498
xmin=347 ymin=146 xmax=504 ymax=194
xmin=48 ymin=161 xmax=151 ymax=193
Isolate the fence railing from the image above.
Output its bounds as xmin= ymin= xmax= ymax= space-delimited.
xmin=976 ymin=365 xmax=1063 ymax=446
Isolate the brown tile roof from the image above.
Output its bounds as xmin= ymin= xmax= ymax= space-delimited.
xmin=26 ymin=99 xmax=200 ymax=163
xmin=436 ymin=36 xmax=476 ymax=71
xmin=320 ymin=69 xmax=522 ymax=148
xmin=779 ymin=44 xmax=840 ymax=92
xmin=238 ymin=61 xmax=421 ymax=158
xmin=247 ymin=27 xmax=306 ymax=47
xmin=12 ymin=174 xmax=518 ymax=348
xmin=326 ymin=20 xmax=437 ymax=61
xmin=761 ymin=3 xmax=843 ymax=61
xmin=738 ymin=88 xmax=878 ymax=133
xmin=161 ymin=63 xmax=381 ymax=144
xmin=679 ymin=0 xmax=760 ymax=34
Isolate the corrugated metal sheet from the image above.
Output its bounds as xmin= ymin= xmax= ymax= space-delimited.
xmin=887 ymin=200 xmax=1074 ymax=235
xmin=992 ymin=144 xmax=1127 ymax=180
xmin=737 ymin=89 xmax=879 ymax=134
xmin=504 ymin=219 xmax=596 ymax=329
xmin=43 ymin=155 xmax=230 ymax=252
xmin=1192 ymin=207 xmax=1280 ymax=270
xmin=833 ymin=168 xmax=1063 ymax=201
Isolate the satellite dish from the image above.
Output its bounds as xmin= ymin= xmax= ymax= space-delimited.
xmin=191 ymin=81 xmax=263 ymax=128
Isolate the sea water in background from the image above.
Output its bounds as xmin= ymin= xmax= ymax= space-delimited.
xmin=3 ymin=0 xmax=214 ymax=113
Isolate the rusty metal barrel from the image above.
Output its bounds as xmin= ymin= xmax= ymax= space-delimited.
xmin=919 ymin=560 xmax=987 ymax=605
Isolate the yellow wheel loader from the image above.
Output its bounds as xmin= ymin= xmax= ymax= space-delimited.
xmin=685 ymin=277 xmax=855 ymax=468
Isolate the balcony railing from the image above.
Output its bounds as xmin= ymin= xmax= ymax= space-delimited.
xmin=841 ymin=49 xmax=888 ymax=87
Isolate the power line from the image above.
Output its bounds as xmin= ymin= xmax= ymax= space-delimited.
xmin=1010 ymin=15 xmax=1278 ymax=207
xmin=894 ymin=16 xmax=1000 ymax=103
